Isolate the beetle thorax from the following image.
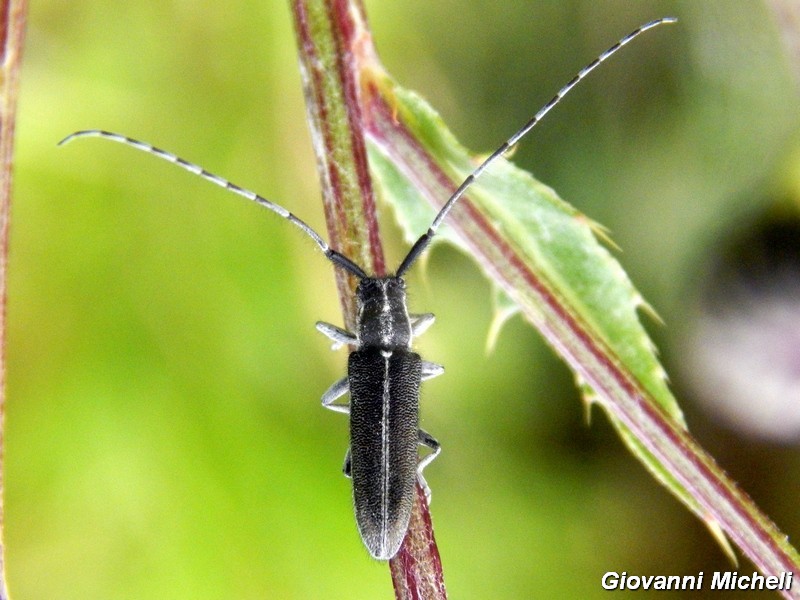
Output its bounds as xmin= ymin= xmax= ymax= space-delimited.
xmin=355 ymin=276 xmax=412 ymax=350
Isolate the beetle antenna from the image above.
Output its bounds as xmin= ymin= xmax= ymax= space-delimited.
xmin=58 ymin=130 xmax=369 ymax=279
xmin=396 ymin=17 xmax=676 ymax=277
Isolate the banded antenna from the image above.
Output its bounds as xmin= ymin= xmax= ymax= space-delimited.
xmin=60 ymin=17 xmax=676 ymax=278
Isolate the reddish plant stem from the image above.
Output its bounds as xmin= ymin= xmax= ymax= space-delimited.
xmin=291 ymin=0 xmax=384 ymax=324
xmin=360 ymin=71 xmax=800 ymax=598
xmin=0 ymin=0 xmax=27 ymax=598
xmin=290 ymin=1 xmax=447 ymax=597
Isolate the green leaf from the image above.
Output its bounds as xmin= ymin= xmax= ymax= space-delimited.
xmin=357 ymin=16 xmax=800 ymax=584
xmin=486 ymin=287 xmax=521 ymax=354
xmin=365 ymin=76 xmax=681 ymax=405
xmin=362 ymin=69 xmax=733 ymax=550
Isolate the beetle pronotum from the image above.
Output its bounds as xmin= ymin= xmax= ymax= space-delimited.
xmin=61 ymin=17 xmax=676 ymax=560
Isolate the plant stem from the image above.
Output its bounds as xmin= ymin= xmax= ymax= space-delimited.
xmin=290 ymin=0 xmax=447 ymax=597
xmin=0 ymin=0 xmax=28 ymax=598
xmin=358 ymin=45 xmax=800 ymax=598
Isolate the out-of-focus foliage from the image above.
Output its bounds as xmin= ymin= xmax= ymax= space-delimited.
xmin=9 ymin=1 xmax=800 ymax=598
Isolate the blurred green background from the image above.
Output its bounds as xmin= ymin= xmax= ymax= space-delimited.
xmin=10 ymin=0 xmax=800 ymax=598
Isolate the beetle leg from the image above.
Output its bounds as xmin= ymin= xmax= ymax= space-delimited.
xmin=315 ymin=321 xmax=357 ymax=350
xmin=410 ymin=313 xmax=435 ymax=337
xmin=421 ymin=361 xmax=444 ymax=381
xmin=342 ymin=448 xmax=352 ymax=478
xmin=416 ymin=428 xmax=441 ymax=503
xmin=321 ymin=376 xmax=350 ymax=414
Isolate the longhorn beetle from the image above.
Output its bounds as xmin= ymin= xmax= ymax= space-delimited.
xmin=60 ymin=18 xmax=676 ymax=560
